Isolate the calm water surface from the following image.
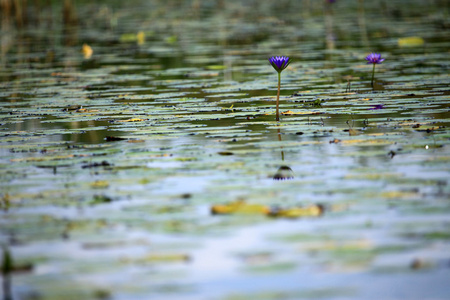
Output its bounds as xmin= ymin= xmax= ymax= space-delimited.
xmin=1 ymin=1 xmax=449 ymax=299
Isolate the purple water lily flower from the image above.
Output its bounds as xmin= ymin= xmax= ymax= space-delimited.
xmin=365 ymin=53 xmax=385 ymax=64
xmin=269 ymin=56 xmax=292 ymax=73
xmin=369 ymin=104 xmax=385 ymax=110
xmin=269 ymin=56 xmax=292 ymax=122
xmin=365 ymin=52 xmax=385 ymax=88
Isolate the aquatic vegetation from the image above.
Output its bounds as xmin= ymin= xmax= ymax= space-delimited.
xmin=365 ymin=52 xmax=385 ymax=88
xmin=269 ymin=56 xmax=292 ymax=121
xmin=211 ymin=200 xmax=269 ymax=215
xmin=267 ymin=204 xmax=324 ymax=218
xmin=397 ymin=36 xmax=425 ymax=47
xmin=210 ymin=200 xmax=324 ymax=219
xmin=0 ymin=1 xmax=449 ymax=300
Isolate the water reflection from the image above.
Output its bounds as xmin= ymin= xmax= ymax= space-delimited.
xmin=358 ymin=0 xmax=370 ymax=48
xmin=324 ymin=0 xmax=335 ymax=51
xmin=1 ymin=247 xmax=12 ymax=300
xmin=273 ymin=128 xmax=294 ymax=180
xmin=273 ymin=165 xmax=294 ymax=180
xmin=0 ymin=3 xmax=13 ymax=68
xmin=62 ymin=0 xmax=78 ymax=47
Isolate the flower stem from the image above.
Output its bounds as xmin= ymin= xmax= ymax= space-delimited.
xmin=276 ymin=72 xmax=281 ymax=121
xmin=371 ymin=63 xmax=376 ymax=89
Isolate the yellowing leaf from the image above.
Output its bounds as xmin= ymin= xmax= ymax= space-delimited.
xmin=222 ymin=104 xmax=234 ymax=111
xmin=381 ymin=191 xmax=419 ymax=199
xmin=137 ymin=31 xmax=145 ymax=45
xmin=268 ymin=204 xmax=324 ymax=218
xmin=211 ymin=201 xmax=325 ymax=219
xmin=414 ymin=126 xmax=442 ymax=132
xmin=143 ymin=254 xmax=189 ymax=262
xmin=281 ymin=110 xmax=323 ymax=115
xmin=75 ymin=108 xmax=99 ymax=113
xmin=121 ymin=253 xmax=190 ymax=264
xmin=211 ymin=200 xmax=269 ymax=215
xmin=82 ymin=43 xmax=93 ymax=59
xmin=118 ymin=118 xmax=147 ymax=122
xmin=207 ymin=65 xmax=227 ymax=70
xmin=11 ymin=154 xmax=77 ymax=162
xmin=303 ymin=239 xmax=372 ymax=252
xmin=90 ymin=180 xmax=109 ymax=189
xmin=398 ymin=37 xmax=425 ymax=47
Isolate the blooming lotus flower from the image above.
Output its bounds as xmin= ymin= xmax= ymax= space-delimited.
xmin=365 ymin=53 xmax=385 ymax=88
xmin=269 ymin=56 xmax=292 ymax=121
xmin=365 ymin=53 xmax=385 ymax=64
xmin=269 ymin=56 xmax=292 ymax=73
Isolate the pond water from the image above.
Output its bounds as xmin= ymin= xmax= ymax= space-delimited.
xmin=1 ymin=0 xmax=449 ymax=299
